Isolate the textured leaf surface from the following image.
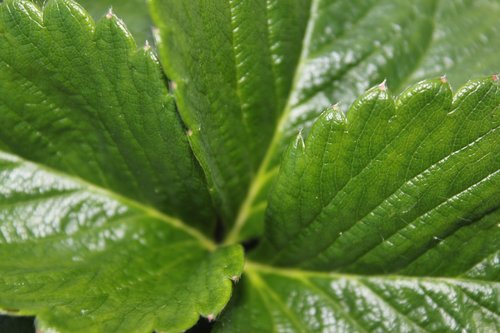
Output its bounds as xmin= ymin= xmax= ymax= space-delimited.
xmin=150 ymin=0 xmax=500 ymax=241
xmin=0 ymin=152 xmax=244 ymax=333
xmin=216 ymin=77 xmax=500 ymax=332
xmin=0 ymin=0 xmax=215 ymax=232
xmin=216 ymin=262 xmax=500 ymax=333
xmin=149 ymin=0 xmax=310 ymax=227
xmin=260 ymin=77 xmax=499 ymax=272
xmin=75 ymin=0 xmax=152 ymax=44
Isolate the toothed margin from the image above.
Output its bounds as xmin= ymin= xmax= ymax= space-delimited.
xmin=294 ymin=129 xmax=305 ymax=149
xmin=378 ymin=79 xmax=387 ymax=91
xmin=0 ymin=1 xmax=244 ymax=332
xmin=105 ymin=6 xmax=113 ymax=19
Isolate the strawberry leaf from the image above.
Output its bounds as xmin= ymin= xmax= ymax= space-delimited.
xmin=0 ymin=152 xmax=243 ymax=333
xmin=150 ymin=0 xmax=500 ymax=242
xmin=0 ymin=0 xmax=215 ymax=232
xmin=216 ymin=76 xmax=499 ymax=332
xmin=0 ymin=1 xmax=244 ymax=331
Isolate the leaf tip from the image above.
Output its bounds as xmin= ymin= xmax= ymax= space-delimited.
xmin=169 ymin=81 xmax=178 ymax=91
xmin=294 ymin=129 xmax=305 ymax=149
xmin=440 ymin=75 xmax=448 ymax=84
xmin=378 ymin=79 xmax=387 ymax=91
xmin=143 ymin=39 xmax=151 ymax=52
xmin=152 ymin=27 xmax=162 ymax=44
xmin=105 ymin=6 xmax=113 ymax=19
xmin=323 ymin=103 xmax=346 ymax=124
xmin=332 ymin=101 xmax=341 ymax=111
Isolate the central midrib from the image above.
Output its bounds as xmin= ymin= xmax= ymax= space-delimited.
xmin=222 ymin=0 xmax=448 ymax=245
xmin=0 ymin=151 xmax=217 ymax=251
xmin=223 ymin=0 xmax=320 ymax=244
xmin=245 ymin=261 xmax=499 ymax=285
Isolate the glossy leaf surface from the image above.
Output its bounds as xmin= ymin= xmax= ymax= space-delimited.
xmin=260 ymin=77 xmax=499 ymax=272
xmin=150 ymin=0 xmax=500 ymax=241
xmin=0 ymin=0 xmax=215 ymax=232
xmin=216 ymin=262 xmax=500 ymax=333
xmin=1 ymin=0 xmax=499 ymax=332
xmin=149 ymin=0 xmax=311 ymax=227
xmin=0 ymin=1 xmax=245 ymax=331
xmin=0 ymin=152 xmax=244 ymax=333
xmin=216 ymin=77 xmax=500 ymax=332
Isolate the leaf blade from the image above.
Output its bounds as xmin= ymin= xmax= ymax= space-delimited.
xmin=149 ymin=0 xmax=312 ymax=225
xmin=150 ymin=0 xmax=500 ymax=241
xmin=0 ymin=151 xmax=244 ymax=333
xmin=0 ymin=0 xmax=215 ymax=232
xmin=221 ymin=77 xmax=499 ymax=333
xmin=215 ymin=263 xmax=500 ymax=333
xmin=259 ymin=76 xmax=499 ymax=272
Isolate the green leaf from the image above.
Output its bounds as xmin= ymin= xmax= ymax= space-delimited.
xmin=149 ymin=0 xmax=500 ymax=242
xmin=0 ymin=151 xmax=244 ymax=333
xmin=216 ymin=261 xmax=500 ymax=333
xmin=216 ymin=77 xmax=499 ymax=332
xmin=74 ymin=0 xmax=153 ymax=45
xmin=2 ymin=0 xmax=499 ymax=332
xmin=0 ymin=1 xmax=245 ymax=331
xmin=149 ymin=0 xmax=311 ymax=227
xmin=260 ymin=76 xmax=499 ymax=272
xmin=0 ymin=0 xmax=215 ymax=232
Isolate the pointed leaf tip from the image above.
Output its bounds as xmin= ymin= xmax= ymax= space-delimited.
xmin=331 ymin=102 xmax=341 ymax=111
xmin=169 ymin=81 xmax=178 ymax=90
xmin=294 ymin=130 xmax=305 ymax=149
xmin=378 ymin=79 xmax=387 ymax=91
xmin=323 ymin=105 xmax=346 ymax=125
xmin=106 ymin=6 xmax=113 ymax=19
